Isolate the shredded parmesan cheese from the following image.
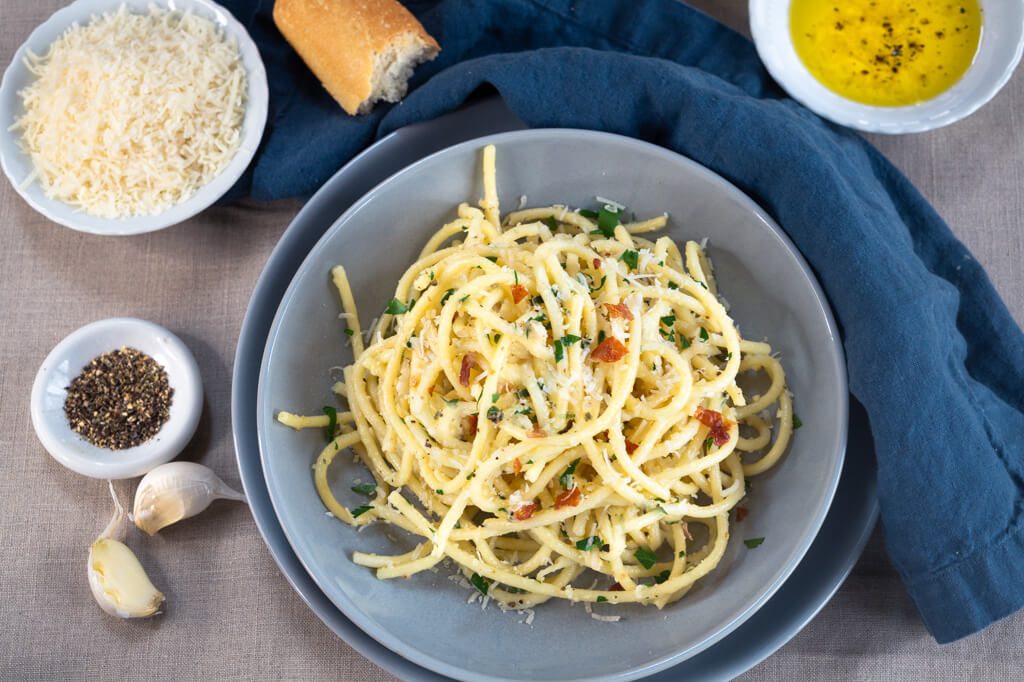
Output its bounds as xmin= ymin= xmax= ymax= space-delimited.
xmin=12 ymin=5 xmax=246 ymax=218
xmin=584 ymin=601 xmax=622 ymax=622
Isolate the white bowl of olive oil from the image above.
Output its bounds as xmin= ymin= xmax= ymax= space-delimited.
xmin=750 ymin=0 xmax=1024 ymax=133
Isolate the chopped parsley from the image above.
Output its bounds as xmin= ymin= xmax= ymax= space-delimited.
xmin=597 ymin=596 xmax=608 ymax=603
xmin=554 ymin=338 xmax=565 ymax=362
xmin=699 ymin=326 xmax=709 ymax=341
xmin=350 ymin=505 xmax=372 ymax=518
xmin=541 ymin=216 xmax=558 ymax=230
xmin=679 ymin=336 xmax=691 ymax=349
xmin=667 ymin=281 xmax=679 ymax=290
xmin=654 ymin=570 xmax=671 ymax=584
xmin=351 ymin=483 xmax=376 ymax=496
xmin=596 ymin=207 xmax=622 ymax=238
xmin=385 ymin=298 xmax=409 ymax=315
xmin=562 ymin=334 xmax=582 ymax=345
xmin=559 ymin=458 xmax=581 ymax=489
xmin=620 ymin=249 xmax=639 ymax=270
xmin=598 ymin=330 xmax=607 ymax=343
xmin=589 ymin=275 xmax=607 ymax=293
xmin=744 ymin=537 xmax=765 ymax=549
xmin=485 ymin=255 xmax=498 ymax=263
xmin=491 ymin=392 xmax=500 ymax=403
xmin=575 ymin=536 xmax=603 ymax=551
xmin=517 ymin=388 xmax=530 ymax=399
xmin=436 ymin=489 xmax=444 ymax=495
xmin=678 ymin=550 xmax=687 ymax=558
xmin=322 ymin=406 xmax=337 ymax=443
xmin=579 ymin=208 xmax=600 ymax=219
xmin=344 ymin=328 xmax=354 ymax=337
xmin=443 ymin=397 xmax=460 ymax=405
xmin=470 ymin=573 xmax=491 ymax=595
xmin=660 ymin=315 xmax=676 ymax=327
xmin=531 ymin=295 xmax=544 ymax=306
xmin=486 ymin=406 xmax=503 ymax=423
xmin=793 ymin=414 xmax=803 ymax=430
xmin=634 ymin=547 xmax=658 ymax=569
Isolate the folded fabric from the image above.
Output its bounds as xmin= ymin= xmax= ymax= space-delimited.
xmin=221 ymin=0 xmax=1024 ymax=644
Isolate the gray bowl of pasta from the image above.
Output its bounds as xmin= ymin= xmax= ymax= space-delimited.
xmin=256 ymin=129 xmax=847 ymax=681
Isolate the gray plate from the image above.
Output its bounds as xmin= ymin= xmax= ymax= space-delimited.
xmin=254 ymin=126 xmax=848 ymax=681
xmin=232 ymin=97 xmax=878 ymax=682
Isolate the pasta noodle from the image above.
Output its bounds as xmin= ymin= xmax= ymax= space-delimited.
xmin=278 ymin=145 xmax=794 ymax=611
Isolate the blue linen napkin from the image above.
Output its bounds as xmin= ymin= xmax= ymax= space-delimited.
xmin=223 ymin=0 xmax=1024 ymax=644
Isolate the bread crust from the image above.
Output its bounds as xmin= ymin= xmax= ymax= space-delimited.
xmin=274 ymin=0 xmax=440 ymax=115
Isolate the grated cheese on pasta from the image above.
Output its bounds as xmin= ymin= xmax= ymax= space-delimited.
xmin=11 ymin=4 xmax=246 ymax=218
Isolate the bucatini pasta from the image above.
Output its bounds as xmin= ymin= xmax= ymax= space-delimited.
xmin=278 ymin=145 xmax=794 ymax=611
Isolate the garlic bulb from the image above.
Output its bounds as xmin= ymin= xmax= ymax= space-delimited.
xmin=89 ymin=481 xmax=164 ymax=618
xmin=133 ymin=461 xmax=246 ymax=535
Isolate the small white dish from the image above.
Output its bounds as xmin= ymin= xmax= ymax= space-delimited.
xmin=0 ymin=0 xmax=269 ymax=235
xmin=31 ymin=318 xmax=203 ymax=479
xmin=749 ymin=0 xmax=1024 ymax=133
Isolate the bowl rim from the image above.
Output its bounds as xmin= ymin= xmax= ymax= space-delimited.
xmin=0 ymin=0 xmax=269 ymax=235
xmin=749 ymin=0 xmax=1024 ymax=133
xmin=29 ymin=317 xmax=204 ymax=480
xmin=255 ymin=128 xmax=849 ymax=682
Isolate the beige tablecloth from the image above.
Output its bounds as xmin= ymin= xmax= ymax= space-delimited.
xmin=1 ymin=1 xmax=1022 ymax=679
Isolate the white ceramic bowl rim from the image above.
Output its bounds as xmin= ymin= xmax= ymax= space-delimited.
xmin=30 ymin=317 xmax=203 ymax=479
xmin=749 ymin=0 xmax=1024 ymax=133
xmin=0 ymin=0 xmax=269 ymax=234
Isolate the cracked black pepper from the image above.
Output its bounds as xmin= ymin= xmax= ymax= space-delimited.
xmin=64 ymin=347 xmax=173 ymax=450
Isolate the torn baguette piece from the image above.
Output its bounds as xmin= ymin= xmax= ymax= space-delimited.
xmin=274 ymin=0 xmax=440 ymax=115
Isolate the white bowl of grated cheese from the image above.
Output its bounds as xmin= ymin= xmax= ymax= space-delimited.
xmin=0 ymin=0 xmax=268 ymax=235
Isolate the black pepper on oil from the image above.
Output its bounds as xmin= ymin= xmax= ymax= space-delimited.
xmin=64 ymin=347 xmax=173 ymax=450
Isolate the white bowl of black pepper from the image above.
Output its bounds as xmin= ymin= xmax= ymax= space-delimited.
xmin=30 ymin=318 xmax=203 ymax=479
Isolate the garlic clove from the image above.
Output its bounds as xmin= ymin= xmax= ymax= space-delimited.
xmin=133 ymin=461 xmax=246 ymax=535
xmin=88 ymin=537 xmax=165 ymax=618
xmin=89 ymin=480 xmax=164 ymax=619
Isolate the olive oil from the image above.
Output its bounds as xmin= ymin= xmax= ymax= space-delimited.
xmin=790 ymin=0 xmax=982 ymax=107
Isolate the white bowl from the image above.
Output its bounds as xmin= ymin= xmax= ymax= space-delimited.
xmin=0 ymin=0 xmax=269 ymax=235
xmin=30 ymin=318 xmax=203 ymax=479
xmin=750 ymin=0 xmax=1024 ymax=133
